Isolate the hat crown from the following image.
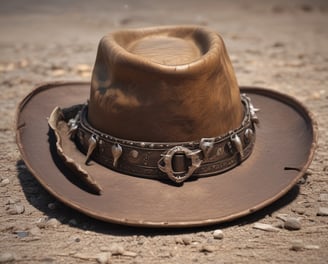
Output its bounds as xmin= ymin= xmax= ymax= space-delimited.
xmin=88 ymin=26 xmax=243 ymax=142
xmin=127 ymin=35 xmax=201 ymax=65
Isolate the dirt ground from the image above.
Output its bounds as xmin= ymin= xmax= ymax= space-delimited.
xmin=0 ymin=0 xmax=327 ymax=263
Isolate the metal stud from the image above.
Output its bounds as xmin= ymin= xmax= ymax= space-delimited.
xmin=85 ymin=134 xmax=98 ymax=165
xmin=230 ymin=133 xmax=244 ymax=158
xmin=67 ymin=112 xmax=80 ymax=139
xmin=216 ymin=147 xmax=223 ymax=157
xmin=98 ymin=140 xmax=105 ymax=153
xmin=244 ymin=128 xmax=254 ymax=143
xmin=130 ymin=150 xmax=139 ymax=159
xmin=249 ymin=102 xmax=260 ymax=124
xmin=112 ymin=143 xmax=123 ymax=167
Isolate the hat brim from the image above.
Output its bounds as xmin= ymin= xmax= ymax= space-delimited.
xmin=16 ymin=82 xmax=317 ymax=227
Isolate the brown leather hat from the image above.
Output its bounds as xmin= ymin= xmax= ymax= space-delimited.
xmin=16 ymin=26 xmax=317 ymax=227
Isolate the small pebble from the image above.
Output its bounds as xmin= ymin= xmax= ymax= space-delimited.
xmin=199 ymin=245 xmax=215 ymax=253
xmin=68 ymin=219 xmax=78 ymax=226
xmin=46 ymin=218 xmax=61 ymax=228
xmin=36 ymin=217 xmax=48 ymax=228
xmin=47 ymin=203 xmax=56 ymax=210
xmin=136 ymin=235 xmax=146 ymax=245
xmin=175 ymin=237 xmax=184 ymax=245
xmin=253 ymin=222 xmax=280 ymax=232
xmin=15 ymin=231 xmax=29 ymax=238
xmin=292 ymin=208 xmax=305 ymax=215
xmin=317 ymin=207 xmax=328 ymax=216
xmin=213 ymin=229 xmax=224 ymax=240
xmin=122 ymin=251 xmax=137 ymax=257
xmin=182 ymin=236 xmax=192 ymax=245
xmin=96 ymin=252 xmax=111 ymax=264
xmin=69 ymin=236 xmax=81 ymax=243
xmin=100 ymin=246 xmax=110 ymax=252
xmin=0 ymin=252 xmax=15 ymax=263
xmin=310 ymin=91 xmax=321 ymax=100
xmin=290 ymin=240 xmax=304 ymax=251
xmin=29 ymin=226 xmax=41 ymax=237
xmin=14 ymin=204 xmax=25 ymax=214
xmin=109 ymin=244 xmax=125 ymax=255
xmin=276 ymin=214 xmax=289 ymax=221
xmin=0 ymin=178 xmax=10 ymax=187
xmin=304 ymin=244 xmax=320 ymax=250
xmin=6 ymin=204 xmax=25 ymax=215
xmin=284 ymin=217 xmax=301 ymax=230
xmin=75 ymin=64 xmax=91 ymax=73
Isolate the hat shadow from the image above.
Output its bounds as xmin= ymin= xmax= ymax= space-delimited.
xmin=16 ymin=159 xmax=303 ymax=236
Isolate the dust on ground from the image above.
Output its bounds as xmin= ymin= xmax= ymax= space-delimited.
xmin=0 ymin=0 xmax=328 ymax=263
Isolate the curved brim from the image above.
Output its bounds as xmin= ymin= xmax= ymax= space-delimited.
xmin=16 ymin=82 xmax=317 ymax=227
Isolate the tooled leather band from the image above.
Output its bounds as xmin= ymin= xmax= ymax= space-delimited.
xmin=69 ymin=94 xmax=258 ymax=183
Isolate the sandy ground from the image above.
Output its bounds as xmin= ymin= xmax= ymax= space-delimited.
xmin=0 ymin=0 xmax=328 ymax=263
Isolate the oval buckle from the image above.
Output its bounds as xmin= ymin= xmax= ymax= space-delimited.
xmin=158 ymin=146 xmax=202 ymax=183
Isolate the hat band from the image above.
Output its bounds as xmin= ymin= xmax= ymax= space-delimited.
xmin=67 ymin=94 xmax=258 ymax=184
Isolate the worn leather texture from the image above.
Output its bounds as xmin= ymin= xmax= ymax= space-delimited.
xmin=88 ymin=26 xmax=243 ymax=142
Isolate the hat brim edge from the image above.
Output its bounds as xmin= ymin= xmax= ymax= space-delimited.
xmin=15 ymin=82 xmax=318 ymax=228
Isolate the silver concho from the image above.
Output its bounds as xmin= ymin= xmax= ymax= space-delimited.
xmin=158 ymin=146 xmax=203 ymax=184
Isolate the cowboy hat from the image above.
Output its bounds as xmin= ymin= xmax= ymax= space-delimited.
xmin=16 ymin=26 xmax=317 ymax=227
